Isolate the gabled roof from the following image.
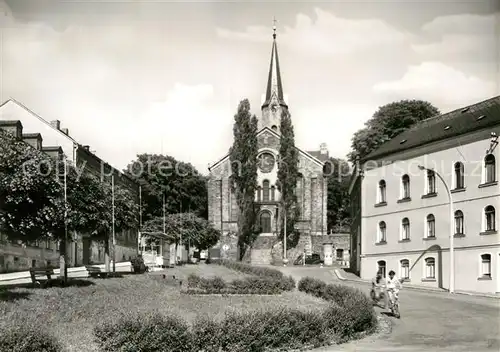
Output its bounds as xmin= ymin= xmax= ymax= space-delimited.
xmin=362 ymin=95 xmax=500 ymax=162
xmin=0 ymin=98 xmax=137 ymax=185
xmin=208 ymin=127 xmax=325 ymax=172
xmin=306 ymin=150 xmax=329 ymax=163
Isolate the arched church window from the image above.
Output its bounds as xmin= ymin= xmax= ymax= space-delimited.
xmin=259 ymin=211 xmax=272 ymax=233
xmin=271 ymin=186 xmax=275 ymax=201
xmin=263 ymin=180 xmax=270 ymax=201
xmin=257 ymin=186 xmax=262 ymax=202
xmin=271 ymin=125 xmax=278 ymax=132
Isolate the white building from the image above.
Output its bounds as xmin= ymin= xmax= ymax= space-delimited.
xmin=350 ymin=95 xmax=500 ymax=294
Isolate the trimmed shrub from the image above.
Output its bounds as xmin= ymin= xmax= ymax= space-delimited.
xmin=297 ymin=277 xmax=378 ymax=340
xmin=0 ymin=325 xmax=63 ymax=352
xmin=187 ymin=274 xmax=295 ymax=294
xmin=94 ymin=312 xmax=193 ymax=352
xmin=191 ymin=316 xmax=223 ymax=352
xmin=218 ymin=260 xmax=285 ymax=279
xmin=217 ymin=308 xmax=330 ymax=351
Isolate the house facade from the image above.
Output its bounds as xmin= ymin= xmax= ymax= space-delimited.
xmin=0 ymin=99 xmax=140 ymax=271
xmin=349 ymin=96 xmax=500 ymax=294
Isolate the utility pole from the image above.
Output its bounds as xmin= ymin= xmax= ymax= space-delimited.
xmin=62 ymin=157 xmax=68 ymax=284
xmin=112 ymin=175 xmax=116 ymax=273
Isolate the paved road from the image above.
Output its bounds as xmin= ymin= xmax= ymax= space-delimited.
xmin=274 ymin=266 xmax=500 ymax=352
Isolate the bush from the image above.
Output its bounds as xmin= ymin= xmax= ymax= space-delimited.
xmin=94 ymin=312 xmax=193 ymax=352
xmin=186 ymin=274 xmax=295 ymax=295
xmin=218 ymin=260 xmax=285 ymax=279
xmin=297 ymin=277 xmax=378 ymax=340
xmin=131 ymin=256 xmax=147 ymax=274
xmin=0 ymin=325 xmax=63 ymax=352
xmin=217 ymin=308 xmax=330 ymax=351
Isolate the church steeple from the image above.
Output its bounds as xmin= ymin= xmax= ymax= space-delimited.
xmin=260 ymin=19 xmax=288 ymax=133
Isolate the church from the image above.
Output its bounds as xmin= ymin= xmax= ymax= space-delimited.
xmin=207 ymin=27 xmax=329 ymax=264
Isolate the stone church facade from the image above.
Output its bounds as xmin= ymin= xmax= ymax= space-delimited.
xmin=207 ymin=28 xmax=328 ymax=264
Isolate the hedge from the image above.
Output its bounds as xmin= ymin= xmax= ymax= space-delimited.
xmin=298 ymin=277 xmax=378 ymax=341
xmin=186 ymin=273 xmax=295 ymax=295
xmin=215 ymin=260 xmax=287 ymax=280
xmin=0 ymin=324 xmax=63 ymax=352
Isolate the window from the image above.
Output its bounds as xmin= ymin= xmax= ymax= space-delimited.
xmin=256 ymin=186 xmax=262 ymax=202
xmin=454 ymin=162 xmax=464 ymax=189
xmin=259 ymin=211 xmax=272 ymax=233
xmin=336 ymin=249 xmax=343 ymax=260
xmin=484 ymin=154 xmax=496 ymax=183
xmin=271 ymin=186 xmax=275 ymax=201
xmin=31 ymin=259 xmax=36 ymax=268
xmin=426 ymin=170 xmax=436 ymax=194
xmin=46 ymin=239 xmax=51 ymax=249
xmin=400 ymin=259 xmax=410 ymax=280
xmin=262 ymin=180 xmax=270 ymax=202
xmin=401 ymin=174 xmax=410 ymax=199
xmin=401 ymin=218 xmax=410 ymax=240
xmin=454 ymin=210 xmax=464 ymax=234
xmin=378 ymin=221 xmax=387 ymax=243
xmin=426 ymin=214 xmax=435 ymax=238
xmin=378 ymin=180 xmax=386 ymax=203
xmin=377 ymin=260 xmax=386 ymax=278
xmin=480 ymin=254 xmax=491 ymax=277
xmin=425 ymin=257 xmax=435 ymax=279
xmin=484 ymin=205 xmax=496 ymax=231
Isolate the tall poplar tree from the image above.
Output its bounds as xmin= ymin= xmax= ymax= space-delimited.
xmin=229 ymin=99 xmax=258 ymax=260
xmin=277 ymin=110 xmax=300 ymax=247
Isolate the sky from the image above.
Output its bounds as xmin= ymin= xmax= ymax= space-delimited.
xmin=0 ymin=0 xmax=498 ymax=174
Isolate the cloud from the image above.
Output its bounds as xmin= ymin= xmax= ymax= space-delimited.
xmin=372 ymin=62 xmax=498 ymax=106
xmin=216 ymin=8 xmax=410 ymax=55
xmin=411 ymin=13 xmax=499 ymax=60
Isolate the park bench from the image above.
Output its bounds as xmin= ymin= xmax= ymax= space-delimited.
xmin=29 ymin=267 xmax=55 ymax=287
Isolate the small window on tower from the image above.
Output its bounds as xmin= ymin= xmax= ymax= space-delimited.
xmin=271 ymin=125 xmax=277 ymax=131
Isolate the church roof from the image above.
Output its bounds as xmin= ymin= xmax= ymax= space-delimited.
xmin=362 ymin=95 xmax=500 ymax=162
xmin=261 ymin=26 xmax=287 ymax=109
xmin=306 ymin=150 xmax=330 ymax=163
xmin=208 ymin=127 xmax=325 ymax=172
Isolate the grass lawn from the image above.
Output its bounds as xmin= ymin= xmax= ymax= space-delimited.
xmin=0 ymin=264 xmax=329 ymax=352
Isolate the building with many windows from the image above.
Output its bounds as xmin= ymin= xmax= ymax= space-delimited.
xmin=349 ymin=95 xmax=500 ymax=294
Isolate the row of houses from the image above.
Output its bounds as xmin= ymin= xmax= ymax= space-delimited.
xmin=0 ymin=98 xmax=140 ymax=272
xmin=349 ymin=95 xmax=500 ymax=294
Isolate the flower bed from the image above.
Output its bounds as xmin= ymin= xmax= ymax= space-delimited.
xmin=92 ymin=276 xmax=378 ymax=351
xmin=185 ymin=273 xmax=295 ymax=295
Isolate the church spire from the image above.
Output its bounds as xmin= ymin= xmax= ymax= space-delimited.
xmin=262 ymin=18 xmax=287 ymax=110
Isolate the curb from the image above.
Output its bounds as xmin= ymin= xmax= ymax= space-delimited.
xmin=333 ymin=269 xmax=500 ymax=299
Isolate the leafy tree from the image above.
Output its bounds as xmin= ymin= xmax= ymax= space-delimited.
xmin=324 ymin=157 xmax=351 ymax=232
xmin=141 ymin=213 xmax=220 ymax=252
xmin=0 ymin=128 xmax=138 ymax=276
xmin=277 ymin=110 xmax=300 ymax=248
xmin=229 ymin=99 xmax=259 ymax=260
xmin=124 ymin=154 xmax=207 ymax=221
xmin=348 ymin=100 xmax=440 ymax=162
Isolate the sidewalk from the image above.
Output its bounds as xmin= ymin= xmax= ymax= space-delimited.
xmin=333 ymin=268 xmax=500 ymax=299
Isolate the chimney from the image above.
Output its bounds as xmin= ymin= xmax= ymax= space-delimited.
xmin=50 ymin=120 xmax=61 ymax=130
xmin=61 ymin=128 xmax=69 ymax=135
xmin=0 ymin=120 xmax=23 ymax=139
xmin=320 ymin=143 xmax=328 ymax=155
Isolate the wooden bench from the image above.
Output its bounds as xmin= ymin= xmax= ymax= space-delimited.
xmin=29 ymin=268 xmax=55 ymax=287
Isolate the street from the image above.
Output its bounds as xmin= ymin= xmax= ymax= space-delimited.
xmin=274 ymin=266 xmax=500 ymax=352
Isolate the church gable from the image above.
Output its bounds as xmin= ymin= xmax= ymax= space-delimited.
xmin=257 ymin=128 xmax=280 ymax=151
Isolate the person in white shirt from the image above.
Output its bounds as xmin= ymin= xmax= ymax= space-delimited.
xmin=385 ymin=270 xmax=403 ymax=307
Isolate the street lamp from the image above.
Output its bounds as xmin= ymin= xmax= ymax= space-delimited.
xmin=418 ymin=165 xmax=454 ymax=294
